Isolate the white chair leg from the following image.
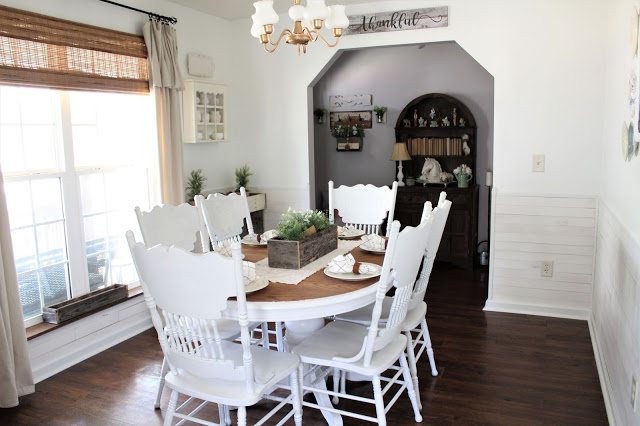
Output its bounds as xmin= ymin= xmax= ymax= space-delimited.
xmin=218 ymin=405 xmax=227 ymax=426
xmin=164 ymin=390 xmax=179 ymax=426
xmin=372 ymin=375 xmax=387 ymax=426
xmin=289 ymin=365 xmax=303 ymax=426
xmin=332 ymin=368 xmax=340 ymax=404
xmin=400 ymin=353 xmax=423 ymax=422
xmin=404 ymin=330 xmax=422 ymax=411
xmin=275 ymin=321 xmax=284 ymax=352
xmin=421 ymin=318 xmax=438 ymax=376
xmin=237 ymin=406 xmax=247 ymax=426
xmin=340 ymin=368 xmax=346 ymax=395
xmin=261 ymin=322 xmax=270 ymax=347
xmin=155 ymin=356 xmax=169 ymax=409
xmin=224 ymin=405 xmax=231 ymax=425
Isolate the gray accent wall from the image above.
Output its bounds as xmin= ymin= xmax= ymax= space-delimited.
xmin=312 ymin=41 xmax=494 ymax=245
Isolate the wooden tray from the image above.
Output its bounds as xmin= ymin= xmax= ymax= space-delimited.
xmin=42 ymin=284 xmax=128 ymax=324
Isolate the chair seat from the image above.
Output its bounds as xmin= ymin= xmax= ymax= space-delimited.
xmin=334 ymin=299 xmax=427 ymax=332
xmin=165 ymin=341 xmax=300 ymax=407
xmin=292 ymin=321 xmax=407 ymax=376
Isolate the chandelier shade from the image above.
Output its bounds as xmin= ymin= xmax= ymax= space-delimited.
xmin=251 ymin=0 xmax=349 ymax=54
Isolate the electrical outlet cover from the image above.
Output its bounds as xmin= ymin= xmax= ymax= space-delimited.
xmin=533 ymin=154 xmax=545 ymax=172
xmin=541 ymin=261 xmax=554 ymax=277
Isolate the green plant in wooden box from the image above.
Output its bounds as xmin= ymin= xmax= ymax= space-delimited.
xmin=331 ymin=123 xmax=364 ymax=139
xmin=269 ymin=209 xmax=337 ymax=269
xmin=235 ymin=165 xmax=253 ymax=192
xmin=276 ymin=209 xmax=331 ymax=241
xmin=186 ymin=169 xmax=207 ymax=203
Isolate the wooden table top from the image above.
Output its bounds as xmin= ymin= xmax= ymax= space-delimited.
xmin=241 ymin=244 xmax=385 ymax=303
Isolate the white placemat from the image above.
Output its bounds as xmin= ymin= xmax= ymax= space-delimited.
xmin=255 ymin=239 xmax=362 ymax=285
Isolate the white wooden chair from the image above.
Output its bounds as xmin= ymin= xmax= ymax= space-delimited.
xmin=333 ymin=194 xmax=452 ymax=410
xmin=328 ymin=181 xmax=398 ymax=236
xmin=134 ymin=202 xmax=265 ymax=409
xmin=135 ymin=203 xmax=210 ymax=254
xmin=195 ymin=187 xmax=254 ymax=248
xmin=126 ymin=233 xmax=303 ymax=426
xmin=292 ymin=215 xmax=434 ymax=425
xmin=195 ymin=188 xmax=284 ymax=353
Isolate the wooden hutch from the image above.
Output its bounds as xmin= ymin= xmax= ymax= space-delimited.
xmin=394 ymin=93 xmax=479 ymax=268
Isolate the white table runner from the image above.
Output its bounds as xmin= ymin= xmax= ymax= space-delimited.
xmin=255 ymin=239 xmax=362 ymax=285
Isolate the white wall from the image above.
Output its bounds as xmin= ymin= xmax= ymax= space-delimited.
xmin=590 ymin=0 xmax=640 ymax=424
xmin=232 ymin=0 xmax=605 ymax=201
xmin=0 ymin=0 xmax=248 ymax=194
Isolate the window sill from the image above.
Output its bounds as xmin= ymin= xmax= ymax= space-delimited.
xmin=25 ymin=287 xmax=144 ymax=341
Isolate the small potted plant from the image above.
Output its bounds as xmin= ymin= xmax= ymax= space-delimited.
xmin=268 ymin=209 xmax=337 ymax=269
xmin=186 ymin=169 xmax=207 ymax=204
xmin=314 ymin=107 xmax=327 ymax=124
xmin=373 ymin=106 xmax=387 ymax=123
xmin=453 ymin=164 xmax=473 ymax=188
xmin=235 ymin=165 xmax=253 ymax=193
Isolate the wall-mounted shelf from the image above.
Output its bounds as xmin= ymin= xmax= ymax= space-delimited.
xmin=183 ymin=80 xmax=227 ymax=143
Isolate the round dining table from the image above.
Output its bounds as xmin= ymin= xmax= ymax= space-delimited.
xmin=221 ymin=243 xmax=386 ymax=426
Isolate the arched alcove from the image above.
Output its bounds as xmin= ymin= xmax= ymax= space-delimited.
xmin=309 ymin=41 xmax=494 ymax=248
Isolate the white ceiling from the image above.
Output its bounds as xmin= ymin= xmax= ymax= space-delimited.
xmin=166 ymin=0 xmax=383 ymax=21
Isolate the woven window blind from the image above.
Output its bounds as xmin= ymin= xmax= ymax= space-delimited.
xmin=0 ymin=5 xmax=149 ymax=94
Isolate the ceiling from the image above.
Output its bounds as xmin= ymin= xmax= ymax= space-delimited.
xmin=166 ymin=0 xmax=383 ymax=21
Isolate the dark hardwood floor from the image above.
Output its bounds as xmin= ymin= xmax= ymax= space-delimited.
xmin=0 ymin=265 xmax=608 ymax=425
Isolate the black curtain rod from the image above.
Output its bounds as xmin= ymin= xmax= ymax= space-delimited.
xmin=98 ymin=0 xmax=178 ymax=25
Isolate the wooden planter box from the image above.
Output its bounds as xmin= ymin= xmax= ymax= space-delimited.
xmin=268 ymin=225 xmax=338 ymax=269
xmin=42 ymin=284 xmax=128 ymax=324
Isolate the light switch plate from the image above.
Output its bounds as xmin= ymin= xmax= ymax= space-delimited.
xmin=533 ymin=154 xmax=545 ymax=172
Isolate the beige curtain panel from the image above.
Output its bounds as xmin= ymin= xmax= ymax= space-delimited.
xmin=0 ymin=5 xmax=149 ymax=94
xmin=143 ymin=20 xmax=185 ymax=205
xmin=0 ymin=167 xmax=34 ymax=408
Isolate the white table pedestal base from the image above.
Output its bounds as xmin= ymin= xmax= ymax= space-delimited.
xmin=285 ymin=319 xmax=343 ymax=426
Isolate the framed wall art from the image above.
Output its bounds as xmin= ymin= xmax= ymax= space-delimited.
xmin=329 ymin=111 xmax=372 ymax=129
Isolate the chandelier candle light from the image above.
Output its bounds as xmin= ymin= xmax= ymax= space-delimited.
xmin=251 ymin=0 xmax=350 ymax=54
xmin=390 ymin=142 xmax=412 ymax=187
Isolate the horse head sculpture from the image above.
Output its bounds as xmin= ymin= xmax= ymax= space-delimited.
xmin=420 ymin=158 xmax=442 ymax=183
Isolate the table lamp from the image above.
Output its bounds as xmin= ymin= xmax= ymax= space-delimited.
xmin=390 ymin=142 xmax=411 ymax=186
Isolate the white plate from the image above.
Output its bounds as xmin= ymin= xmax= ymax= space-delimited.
xmin=323 ymin=263 xmax=382 ymax=281
xmin=338 ymin=228 xmax=366 ymax=240
xmin=359 ymin=243 xmax=386 ymax=255
xmin=244 ymin=277 xmax=269 ymax=293
xmin=241 ymin=235 xmax=268 ymax=247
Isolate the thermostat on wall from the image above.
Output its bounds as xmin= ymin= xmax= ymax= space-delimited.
xmin=187 ymin=53 xmax=214 ymax=78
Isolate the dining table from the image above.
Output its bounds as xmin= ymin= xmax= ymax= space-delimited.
xmin=221 ymin=241 xmax=387 ymax=426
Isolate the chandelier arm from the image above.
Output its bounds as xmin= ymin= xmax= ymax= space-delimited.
xmin=315 ymin=31 xmax=340 ymax=48
xmin=261 ymin=28 xmax=292 ymax=53
xmin=303 ymin=26 xmax=320 ymax=42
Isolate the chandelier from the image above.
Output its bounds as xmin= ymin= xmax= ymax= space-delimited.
xmin=251 ymin=0 xmax=349 ymax=54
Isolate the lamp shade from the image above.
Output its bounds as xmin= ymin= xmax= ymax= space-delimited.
xmin=289 ymin=4 xmax=306 ymax=21
xmin=250 ymin=15 xmax=266 ymax=37
xmin=325 ymin=5 xmax=349 ymax=29
xmin=390 ymin=143 xmax=411 ymax=161
xmin=304 ymin=0 xmax=329 ymax=21
xmin=253 ymin=1 xmax=279 ymax=27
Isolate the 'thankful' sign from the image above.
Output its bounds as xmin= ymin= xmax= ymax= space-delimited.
xmin=343 ymin=6 xmax=448 ymax=36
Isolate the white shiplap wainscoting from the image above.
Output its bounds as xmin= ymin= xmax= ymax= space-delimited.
xmin=590 ymin=203 xmax=640 ymax=426
xmin=28 ymin=296 xmax=152 ymax=383
xmin=484 ymin=192 xmax=597 ymax=320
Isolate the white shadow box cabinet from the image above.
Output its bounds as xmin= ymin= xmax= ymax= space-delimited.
xmin=183 ymin=80 xmax=227 ymax=143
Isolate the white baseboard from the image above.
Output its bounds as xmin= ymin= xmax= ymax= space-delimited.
xmin=483 ymin=300 xmax=590 ymax=320
xmin=29 ymin=299 xmax=153 ymax=384
xmin=588 ymin=317 xmax=616 ymax=426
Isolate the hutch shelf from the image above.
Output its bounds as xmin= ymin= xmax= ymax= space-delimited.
xmin=394 ymin=93 xmax=479 ymax=268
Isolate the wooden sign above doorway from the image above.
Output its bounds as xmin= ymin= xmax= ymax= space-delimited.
xmin=343 ymin=6 xmax=448 ymax=36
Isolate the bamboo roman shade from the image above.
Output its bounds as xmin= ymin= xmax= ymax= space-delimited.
xmin=0 ymin=5 xmax=149 ymax=94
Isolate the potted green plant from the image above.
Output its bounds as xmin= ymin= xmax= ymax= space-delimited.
xmin=186 ymin=169 xmax=207 ymax=204
xmin=235 ymin=165 xmax=253 ymax=193
xmin=373 ymin=106 xmax=387 ymax=123
xmin=453 ymin=164 xmax=473 ymax=188
xmin=314 ymin=107 xmax=327 ymax=124
xmin=268 ymin=209 xmax=337 ymax=269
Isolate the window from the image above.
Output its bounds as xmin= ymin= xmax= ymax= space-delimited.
xmin=0 ymin=85 xmax=157 ymax=326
